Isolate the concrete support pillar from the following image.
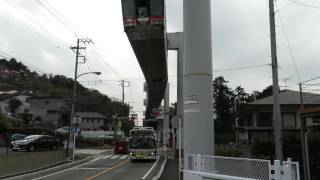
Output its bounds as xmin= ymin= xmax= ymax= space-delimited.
xmin=183 ymin=0 xmax=214 ymax=171
xmin=163 ymin=83 xmax=170 ymax=149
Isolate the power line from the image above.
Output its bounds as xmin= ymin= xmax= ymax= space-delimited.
xmin=35 ymin=0 xmax=81 ymax=38
xmin=287 ymin=0 xmax=320 ymax=9
xmin=275 ymin=2 xmax=302 ymax=83
xmin=37 ymin=0 xmax=122 ymax=78
xmin=0 ymin=50 xmax=49 ymax=75
xmin=5 ymin=0 xmax=71 ymax=49
xmin=213 ymin=63 xmax=271 ymax=73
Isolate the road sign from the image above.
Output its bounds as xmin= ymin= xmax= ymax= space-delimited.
xmin=70 ymin=127 xmax=79 ymax=135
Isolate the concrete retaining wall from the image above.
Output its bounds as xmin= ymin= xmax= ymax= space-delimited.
xmin=0 ymin=150 xmax=66 ymax=177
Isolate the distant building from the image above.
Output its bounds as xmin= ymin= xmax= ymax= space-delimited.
xmin=236 ymin=90 xmax=320 ymax=143
xmin=0 ymin=65 xmax=10 ymax=78
xmin=75 ymin=112 xmax=106 ymax=131
xmin=0 ymin=94 xmax=31 ymax=115
xmin=29 ymin=96 xmax=68 ymax=127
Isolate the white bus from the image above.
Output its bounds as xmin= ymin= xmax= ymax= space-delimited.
xmin=128 ymin=127 xmax=157 ymax=161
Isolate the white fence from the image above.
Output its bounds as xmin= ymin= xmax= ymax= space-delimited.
xmin=184 ymin=154 xmax=300 ymax=180
xmin=80 ymin=131 xmax=125 ymax=138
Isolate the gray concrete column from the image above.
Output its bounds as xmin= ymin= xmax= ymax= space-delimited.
xmin=183 ymin=0 xmax=214 ymax=165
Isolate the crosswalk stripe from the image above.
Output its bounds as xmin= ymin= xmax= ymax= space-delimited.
xmin=111 ymin=155 xmax=120 ymax=159
xmin=120 ymin=155 xmax=128 ymax=159
xmin=102 ymin=155 xmax=112 ymax=159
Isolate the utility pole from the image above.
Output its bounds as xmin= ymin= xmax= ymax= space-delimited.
xmin=119 ymin=80 xmax=130 ymax=104
xmin=269 ymin=0 xmax=283 ymax=163
xmin=299 ymin=83 xmax=310 ymax=180
xmin=66 ymin=38 xmax=93 ymax=159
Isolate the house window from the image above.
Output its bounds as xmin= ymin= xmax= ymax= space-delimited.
xmin=86 ymin=119 xmax=89 ymax=123
xmin=45 ymin=100 xmax=50 ymax=105
xmin=244 ymin=113 xmax=253 ymax=127
xmin=283 ymin=113 xmax=296 ymax=127
xmin=97 ymin=119 xmax=100 ymax=124
xmin=257 ymin=112 xmax=272 ymax=127
xmin=313 ymin=116 xmax=320 ymax=124
xmin=91 ymin=119 xmax=94 ymax=123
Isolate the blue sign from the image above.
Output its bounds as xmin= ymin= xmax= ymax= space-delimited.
xmin=71 ymin=127 xmax=80 ymax=135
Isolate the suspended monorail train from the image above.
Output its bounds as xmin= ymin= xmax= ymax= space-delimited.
xmin=121 ymin=0 xmax=165 ymax=29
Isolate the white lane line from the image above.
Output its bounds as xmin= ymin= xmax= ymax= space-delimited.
xmin=102 ymin=155 xmax=112 ymax=159
xmin=120 ymin=155 xmax=128 ymax=160
xmin=31 ymin=156 xmax=104 ymax=180
xmin=141 ymin=156 xmax=160 ymax=180
xmin=77 ymin=167 xmax=105 ymax=170
xmin=111 ymin=155 xmax=120 ymax=159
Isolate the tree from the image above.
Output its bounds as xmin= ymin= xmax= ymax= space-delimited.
xmin=0 ymin=114 xmax=11 ymax=134
xmin=213 ymin=77 xmax=236 ymax=144
xmin=8 ymin=99 xmax=22 ymax=114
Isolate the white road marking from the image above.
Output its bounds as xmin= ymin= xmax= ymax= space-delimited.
xmin=111 ymin=155 xmax=120 ymax=159
xmin=119 ymin=155 xmax=128 ymax=160
xmin=31 ymin=156 xmax=104 ymax=180
xmin=141 ymin=156 xmax=160 ymax=180
xmin=110 ymin=155 xmax=120 ymax=159
xmin=102 ymin=155 xmax=112 ymax=159
xmin=77 ymin=167 xmax=105 ymax=170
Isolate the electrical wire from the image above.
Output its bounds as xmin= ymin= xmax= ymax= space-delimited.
xmin=287 ymin=0 xmax=320 ymax=9
xmin=4 ymin=0 xmax=71 ymax=49
xmin=35 ymin=0 xmax=81 ymax=38
xmin=38 ymin=0 xmax=122 ymax=78
xmin=275 ymin=3 xmax=302 ymax=83
xmin=0 ymin=50 xmax=49 ymax=75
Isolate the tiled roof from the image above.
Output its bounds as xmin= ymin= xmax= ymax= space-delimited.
xmin=248 ymin=90 xmax=320 ymax=105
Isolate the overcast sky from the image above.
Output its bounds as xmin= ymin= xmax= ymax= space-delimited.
xmin=1 ymin=0 xmax=320 ymax=124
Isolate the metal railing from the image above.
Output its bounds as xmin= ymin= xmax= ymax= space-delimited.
xmin=184 ymin=154 xmax=300 ymax=180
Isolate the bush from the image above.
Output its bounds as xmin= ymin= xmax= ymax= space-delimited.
xmin=215 ymin=144 xmax=241 ymax=157
xmin=0 ymin=114 xmax=11 ymax=134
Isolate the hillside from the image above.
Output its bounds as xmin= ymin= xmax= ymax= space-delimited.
xmin=0 ymin=58 xmax=129 ymax=120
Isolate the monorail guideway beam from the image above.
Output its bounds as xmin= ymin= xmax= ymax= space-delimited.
xmin=121 ymin=0 xmax=168 ymax=120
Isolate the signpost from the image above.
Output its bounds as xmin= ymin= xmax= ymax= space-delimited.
xmin=71 ymin=127 xmax=79 ymax=161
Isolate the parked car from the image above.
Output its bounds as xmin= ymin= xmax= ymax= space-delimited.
xmin=114 ymin=140 xmax=128 ymax=154
xmin=55 ymin=126 xmax=69 ymax=135
xmin=11 ymin=135 xmax=58 ymax=152
xmin=10 ymin=134 xmax=27 ymax=148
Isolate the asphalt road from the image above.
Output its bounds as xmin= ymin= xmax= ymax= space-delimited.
xmin=8 ymin=151 xmax=156 ymax=180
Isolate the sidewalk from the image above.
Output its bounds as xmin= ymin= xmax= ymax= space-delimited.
xmin=160 ymin=149 xmax=179 ymax=180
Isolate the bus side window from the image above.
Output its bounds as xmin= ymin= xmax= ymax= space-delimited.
xmin=136 ymin=0 xmax=150 ymax=18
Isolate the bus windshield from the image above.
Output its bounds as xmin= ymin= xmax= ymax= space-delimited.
xmin=129 ymin=136 xmax=155 ymax=149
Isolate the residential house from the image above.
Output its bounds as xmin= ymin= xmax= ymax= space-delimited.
xmin=29 ymin=96 xmax=68 ymax=127
xmin=74 ymin=112 xmax=106 ymax=131
xmin=0 ymin=94 xmax=32 ymax=116
xmin=0 ymin=65 xmax=10 ymax=79
xmin=236 ymin=90 xmax=320 ymax=143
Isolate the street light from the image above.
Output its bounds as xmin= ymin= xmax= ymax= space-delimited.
xmin=66 ymin=71 xmax=101 ymax=159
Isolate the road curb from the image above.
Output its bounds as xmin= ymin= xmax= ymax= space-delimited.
xmin=152 ymin=151 xmax=168 ymax=180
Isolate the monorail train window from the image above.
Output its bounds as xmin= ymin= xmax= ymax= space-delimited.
xmin=136 ymin=0 xmax=150 ymax=18
xmin=122 ymin=0 xmax=136 ymax=18
xmin=150 ymin=0 xmax=164 ymax=16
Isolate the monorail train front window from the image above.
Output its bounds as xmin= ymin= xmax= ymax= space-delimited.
xmin=150 ymin=0 xmax=164 ymax=16
xmin=136 ymin=0 xmax=150 ymax=18
xmin=122 ymin=0 xmax=136 ymax=18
